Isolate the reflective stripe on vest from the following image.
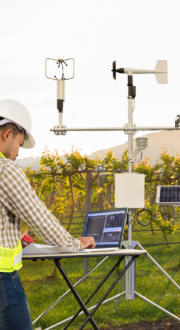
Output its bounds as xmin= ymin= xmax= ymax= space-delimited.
xmin=0 ymin=240 xmax=23 ymax=272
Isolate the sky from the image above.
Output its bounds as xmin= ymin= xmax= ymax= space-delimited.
xmin=0 ymin=0 xmax=179 ymax=160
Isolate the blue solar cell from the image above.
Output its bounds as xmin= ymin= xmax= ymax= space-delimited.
xmin=160 ymin=186 xmax=180 ymax=203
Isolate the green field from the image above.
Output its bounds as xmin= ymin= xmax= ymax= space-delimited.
xmin=20 ymin=220 xmax=180 ymax=330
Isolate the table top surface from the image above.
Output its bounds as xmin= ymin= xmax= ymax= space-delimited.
xmin=22 ymin=248 xmax=147 ymax=260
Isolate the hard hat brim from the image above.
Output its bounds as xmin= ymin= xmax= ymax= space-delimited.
xmin=22 ymin=132 xmax=36 ymax=149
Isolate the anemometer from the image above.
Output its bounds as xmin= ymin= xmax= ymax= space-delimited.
xmin=45 ymin=58 xmax=75 ymax=135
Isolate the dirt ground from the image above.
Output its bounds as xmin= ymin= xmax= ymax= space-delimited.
xmin=100 ymin=320 xmax=180 ymax=329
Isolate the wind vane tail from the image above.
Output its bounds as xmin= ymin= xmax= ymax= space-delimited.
xmin=154 ymin=60 xmax=168 ymax=84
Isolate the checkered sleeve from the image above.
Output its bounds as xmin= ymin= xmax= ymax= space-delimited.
xmin=0 ymin=162 xmax=81 ymax=251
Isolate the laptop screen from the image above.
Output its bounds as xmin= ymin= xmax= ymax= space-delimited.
xmin=83 ymin=208 xmax=127 ymax=248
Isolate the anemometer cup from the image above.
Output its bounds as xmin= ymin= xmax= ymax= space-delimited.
xmin=45 ymin=58 xmax=75 ymax=80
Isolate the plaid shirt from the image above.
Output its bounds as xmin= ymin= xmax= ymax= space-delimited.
xmin=0 ymin=156 xmax=81 ymax=250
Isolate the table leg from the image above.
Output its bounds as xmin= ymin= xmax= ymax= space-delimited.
xmin=79 ymin=256 xmax=138 ymax=330
xmin=32 ymin=257 xmax=109 ymax=325
xmin=55 ymin=260 xmax=99 ymax=330
xmin=63 ymin=256 xmax=125 ymax=330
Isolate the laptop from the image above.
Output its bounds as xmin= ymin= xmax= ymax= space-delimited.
xmin=81 ymin=208 xmax=127 ymax=252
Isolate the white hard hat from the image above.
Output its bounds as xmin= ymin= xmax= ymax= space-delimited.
xmin=0 ymin=99 xmax=35 ymax=149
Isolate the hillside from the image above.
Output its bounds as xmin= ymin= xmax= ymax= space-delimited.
xmin=89 ymin=130 xmax=180 ymax=165
xmin=15 ymin=130 xmax=180 ymax=169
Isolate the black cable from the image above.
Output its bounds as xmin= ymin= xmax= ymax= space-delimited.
xmin=135 ymin=208 xmax=153 ymax=227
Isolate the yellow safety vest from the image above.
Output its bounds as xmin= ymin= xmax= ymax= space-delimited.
xmin=0 ymin=151 xmax=23 ymax=272
xmin=0 ymin=151 xmax=5 ymax=158
xmin=0 ymin=240 xmax=23 ymax=273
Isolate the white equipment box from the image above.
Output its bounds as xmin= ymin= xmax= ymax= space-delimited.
xmin=115 ymin=173 xmax=145 ymax=209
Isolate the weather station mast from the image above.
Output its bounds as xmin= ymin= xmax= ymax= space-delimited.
xmin=112 ymin=60 xmax=168 ymax=301
xmin=45 ymin=57 xmax=180 ymax=322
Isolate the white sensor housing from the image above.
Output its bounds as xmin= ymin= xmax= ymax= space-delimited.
xmin=115 ymin=173 xmax=146 ymax=209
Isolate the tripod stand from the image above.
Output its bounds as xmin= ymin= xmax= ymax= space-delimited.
xmin=50 ymin=59 xmax=180 ymax=322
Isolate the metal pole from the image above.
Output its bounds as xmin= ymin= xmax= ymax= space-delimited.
xmin=128 ymin=97 xmax=133 ymax=245
xmin=124 ymin=94 xmax=136 ymax=300
xmin=50 ymin=126 xmax=180 ymax=132
xmin=59 ymin=112 xmax=63 ymax=127
xmin=138 ymin=243 xmax=180 ymax=290
xmin=99 ymin=176 xmax=103 ymax=210
xmin=134 ymin=291 xmax=180 ymax=322
xmin=84 ymin=170 xmax=92 ymax=274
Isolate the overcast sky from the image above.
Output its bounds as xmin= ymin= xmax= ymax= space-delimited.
xmin=0 ymin=0 xmax=179 ymax=159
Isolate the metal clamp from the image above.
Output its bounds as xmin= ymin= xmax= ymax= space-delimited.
xmin=124 ymin=123 xmax=137 ymax=134
xmin=54 ymin=125 xmax=67 ymax=136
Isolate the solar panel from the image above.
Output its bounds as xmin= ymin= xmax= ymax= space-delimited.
xmin=156 ymin=186 xmax=180 ymax=205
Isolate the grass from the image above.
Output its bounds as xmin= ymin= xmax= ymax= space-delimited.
xmin=20 ymin=219 xmax=180 ymax=330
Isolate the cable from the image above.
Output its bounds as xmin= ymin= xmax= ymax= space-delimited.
xmin=135 ymin=208 xmax=153 ymax=227
xmin=126 ymin=212 xmax=134 ymax=226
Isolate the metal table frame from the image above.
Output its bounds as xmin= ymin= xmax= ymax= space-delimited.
xmin=23 ymin=249 xmax=146 ymax=330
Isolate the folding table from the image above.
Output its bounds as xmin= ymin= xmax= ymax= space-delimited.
xmin=22 ymin=249 xmax=147 ymax=330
